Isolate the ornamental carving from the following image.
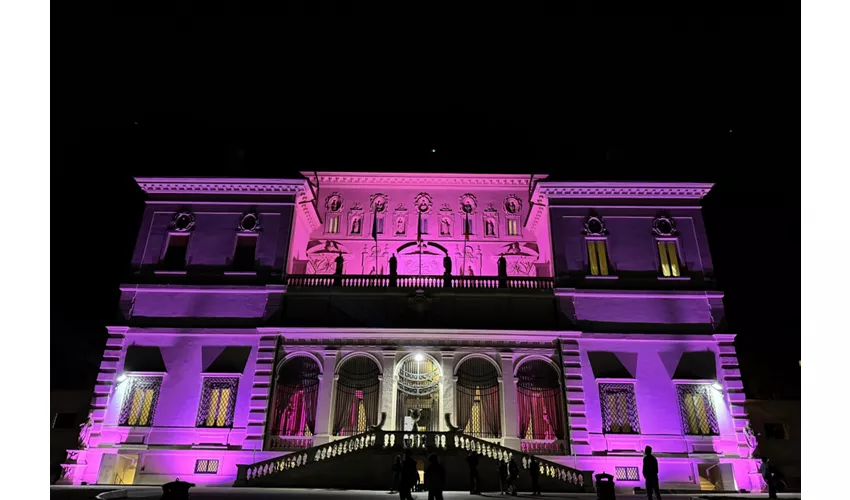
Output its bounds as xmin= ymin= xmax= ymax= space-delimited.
xmin=504 ymin=194 xmax=522 ymax=215
xmin=652 ymin=216 xmax=677 ymax=236
xmin=170 ymin=211 xmax=195 ymax=232
xmin=458 ymin=193 xmax=478 ymax=215
xmin=370 ymin=193 xmax=389 ymax=213
xmin=583 ymin=215 xmax=607 ymax=236
xmin=414 ymin=193 xmax=433 ymax=214
xmin=237 ymin=212 xmax=261 ymax=232
xmin=325 ymin=192 xmax=344 ymax=212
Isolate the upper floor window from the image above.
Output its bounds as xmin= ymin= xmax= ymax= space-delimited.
xmin=161 ymin=233 xmax=190 ymax=270
xmin=197 ymin=377 xmax=239 ymax=428
xmin=599 ymin=383 xmax=640 ymax=434
xmin=119 ymin=376 xmax=163 ymax=427
xmin=232 ymin=234 xmax=258 ymax=271
xmin=506 ymin=218 xmax=520 ymax=236
xmin=676 ymin=384 xmax=719 ymax=436
xmin=763 ymin=422 xmax=789 ymax=440
xmin=656 ymin=239 xmax=682 ymax=277
xmin=586 ymin=239 xmax=610 ymax=276
xmin=326 ymin=214 xmax=340 ymax=234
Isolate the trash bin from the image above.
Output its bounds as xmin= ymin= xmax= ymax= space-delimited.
xmin=595 ymin=472 xmax=616 ymax=500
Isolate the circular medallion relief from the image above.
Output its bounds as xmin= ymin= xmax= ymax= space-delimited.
xmin=584 ymin=215 xmax=606 ymax=235
xmin=652 ymin=216 xmax=676 ymax=236
xmin=459 ymin=193 xmax=478 ymax=214
xmin=172 ymin=211 xmax=195 ymax=231
xmin=238 ymin=212 xmax=260 ymax=232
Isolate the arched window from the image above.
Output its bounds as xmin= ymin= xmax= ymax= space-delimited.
xmin=271 ymin=356 xmax=321 ymax=437
xmin=456 ymin=357 xmax=501 ymax=438
xmin=333 ymin=355 xmax=381 ymax=436
xmin=516 ymin=359 xmax=565 ymax=440
xmin=395 ymin=354 xmax=441 ymax=432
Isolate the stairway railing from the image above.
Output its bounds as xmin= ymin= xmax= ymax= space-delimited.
xmin=236 ymin=430 xmax=588 ymax=489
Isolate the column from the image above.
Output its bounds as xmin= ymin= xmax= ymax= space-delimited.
xmin=379 ymin=352 xmax=397 ymax=430
xmin=440 ymin=352 xmax=455 ymax=431
xmin=312 ymin=350 xmax=338 ymax=446
xmin=500 ymin=353 xmax=521 ymax=450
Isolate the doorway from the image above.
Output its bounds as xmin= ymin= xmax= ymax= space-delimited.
xmin=395 ymin=354 xmax=441 ymax=431
xmin=97 ymin=453 xmax=139 ymax=485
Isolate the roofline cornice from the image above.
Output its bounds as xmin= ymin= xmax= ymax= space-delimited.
xmin=300 ymin=172 xmax=549 ymax=188
xmin=134 ymin=177 xmax=308 ymax=195
xmin=535 ymin=182 xmax=714 ymax=200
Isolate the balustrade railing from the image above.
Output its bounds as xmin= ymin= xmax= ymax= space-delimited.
xmin=521 ymin=439 xmax=567 ymax=455
xmin=237 ymin=430 xmax=586 ymax=489
xmin=267 ymin=435 xmax=314 ymax=451
xmin=284 ymin=274 xmax=554 ymax=290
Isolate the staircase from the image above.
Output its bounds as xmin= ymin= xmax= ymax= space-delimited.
xmin=235 ymin=431 xmax=592 ymax=493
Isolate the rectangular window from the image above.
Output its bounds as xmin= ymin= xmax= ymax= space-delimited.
xmin=376 ymin=215 xmax=385 ymax=234
xmin=232 ymin=234 xmax=258 ymax=271
xmin=507 ymin=218 xmax=519 ymax=236
xmin=657 ymin=239 xmax=682 ymax=277
xmin=463 ymin=217 xmax=474 ymax=237
xmin=586 ymin=239 xmax=610 ymax=276
xmin=194 ymin=459 xmax=220 ymax=474
xmin=161 ymin=233 xmax=189 ymax=270
xmin=119 ymin=376 xmax=163 ymax=427
xmin=615 ymin=466 xmax=640 ymax=481
xmin=327 ymin=214 xmax=340 ymax=234
xmin=197 ymin=377 xmax=239 ymax=428
xmin=599 ymin=383 xmax=640 ymax=434
xmin=52 ymin=412 xmax=77 ymax=429
xmin=676 ymin=384 xmax=719 ymax=436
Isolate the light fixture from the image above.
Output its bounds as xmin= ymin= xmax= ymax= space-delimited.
xmin=711 ymin=381 xmax=723 ymax=391
xmin=414 ymin=353 xmax=424 ymax=362
xmin=117 ymin=374 xmax=128 ymax=383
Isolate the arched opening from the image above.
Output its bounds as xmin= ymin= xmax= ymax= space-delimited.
xmin=516 ymin=358 xmax=565 ymax=440
xmin=395 ymin=354 xmax=441 ymax=431
xmin=332 ymin=355 xmax=381 ymax=436
xmin=270 ymin=356 xmax=321 ymax=437
xmin=456 ymin=357 xmax=502 ymax=438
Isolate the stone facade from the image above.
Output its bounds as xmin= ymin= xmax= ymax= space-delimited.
xmin=61 ymin=174 xmax=761 ymax=493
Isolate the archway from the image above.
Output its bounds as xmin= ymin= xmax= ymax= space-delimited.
xmin=270 ymin=355 xmax=321 ymax=437
xmin=395 ymin=353 xmax=441 ymax=431
xmin=455 ymin=356 xmax=502 ymax=438
xmin=516 ymin=358 xmax=565 ymax=440
xmin=332 ymin=354 xmax=381 ymax=436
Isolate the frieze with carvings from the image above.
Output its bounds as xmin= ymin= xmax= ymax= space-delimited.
xmin=498 ymin=242 xmax=541 ymax=276
xmin=361 ymin=244 xmax=390 ymax=275
xmin=454 ymin=244 xmax=483 ymax=276
xmin=305 ymin=240 xmax=349 ymax=274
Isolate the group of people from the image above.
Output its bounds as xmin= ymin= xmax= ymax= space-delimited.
xmin=390 ymin=450 xmax=543 ymax=499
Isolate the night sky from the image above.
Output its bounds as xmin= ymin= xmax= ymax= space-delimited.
xmin=53 ymin=29 xmax=797 ymax=400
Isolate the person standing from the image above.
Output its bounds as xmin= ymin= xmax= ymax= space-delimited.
xmin=761 ymin=457 xmax=784 ymax=499
xmin=399 ymin=450 xmax=418 ymax=500
xmin=529 ymin=456 xmax=541 ymax=496
xmin=466 ymin=450 xmax=480 ymax=494
xmin=425 ymin=453 xmax=446 ymax=500
xmin=390 ymin=455 xmax=402 ymax=494
xmin=507 ymin=458 xmax=519 ymax=496
xmin=497 ymin=460 xmax=509 ymax=495
xmin=642 ymin=446 xmax=661 ymax=500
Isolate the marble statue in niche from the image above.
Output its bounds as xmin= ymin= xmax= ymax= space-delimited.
xmin=350 ymin=217 xmax=362 ymax=235
xmin=396 ymin=217 xmax=406 ymax=235
xmin=440 ymin=216 xmax=452 ymax=236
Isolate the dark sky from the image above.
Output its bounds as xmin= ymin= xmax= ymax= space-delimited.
xmin=53 ymin=20 xmax=797 ymax=399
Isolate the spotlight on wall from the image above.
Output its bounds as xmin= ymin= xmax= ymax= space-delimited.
xmin=414 ymin=353 xmax=424 ymax=362
xmin=117 ymin=374 xmax=128 ymax=383
xmin=711 ymin=381 xmax=723 ymax=391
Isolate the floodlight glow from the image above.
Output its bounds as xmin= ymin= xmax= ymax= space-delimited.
xmin=414 ymin=353 xmax=424 ymax=362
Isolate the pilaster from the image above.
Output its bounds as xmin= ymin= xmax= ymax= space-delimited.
xmin=244 ymin=333 xmax=279 ymax=452
xmin=379 ymin=351 xmax=397 ymax=430
xmin=714 ymin=334 xmax=754 ymax=458
xmin=311 ymin=350 xmax=338 ymax=446
xmin=440 ymin=352 xmax=456 ymax=431
xmin=500 ymin=353 xmax=521 ymax=451
xmin=561 ymin=338 xmax=588 ymax=456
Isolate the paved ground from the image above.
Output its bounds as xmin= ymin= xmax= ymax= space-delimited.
xmin=50 ymin=486 xmax=801 ymax=500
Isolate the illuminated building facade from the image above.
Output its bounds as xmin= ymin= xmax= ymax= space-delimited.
xmin=60 ymin=173 xmax=760 ymax=493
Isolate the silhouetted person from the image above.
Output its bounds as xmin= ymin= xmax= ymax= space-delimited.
xmin=443 ymin=254 xmax=452 ymax=287
xmin=466 ymin=450 xmax=480 ymax=494
xmin=498 ymin=461 xmax=509 ymax=495
xmin=333 ymin=252 xmax=344 ymax=286
xmin=389 ymin=254 xmax=398 ymax=287
xmin=497 ymin=255 xmax=508 ymax=288
xmin=399 ymin=450 xmax=418 ymax=500
xmin=161 ymin=478 xmax=194 ymax=500
xmin=507 ymin=458 xmax=519 ymax=496
xmin=425 ymin=453 xmax=446 ymax=500
xmin=643 ymin=446 xmax=661 ymax=500
xmin=529 ymin=456 xmax=541 ymax=495
xmin=761 ymin=457 xmax=784 ymax=498
xmin=391 ymin=455 xmax=402 ymax=493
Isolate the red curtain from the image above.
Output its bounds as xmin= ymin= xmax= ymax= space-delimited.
xmin=332 ymin=356 xmax=380 ymax=436
xmin=455 ymin=357 xmax=502 ymax=438
xmin=271 ymin=357 xmax=321 ymax=436
xmin=516 ymin=359 xmax=565 ymax=440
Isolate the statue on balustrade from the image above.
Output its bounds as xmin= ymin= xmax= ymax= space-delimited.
xmin=443 ymin=254 xmax=452 ymax=287
xmin=389 ymin=254 xmax=398 ymax=287
xmin=497 ymin=255 xmax=508 ymax=288
xmin=333 ymin=252 xmax=345 ymax=286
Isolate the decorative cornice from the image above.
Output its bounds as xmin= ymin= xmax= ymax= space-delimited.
xmin=536 ymin=182 xmax=714 ymax=200
xmin=135 ymin=178 xmax=307 ymax=195
xmin=300 ymin=172 xmax=549 ymax=188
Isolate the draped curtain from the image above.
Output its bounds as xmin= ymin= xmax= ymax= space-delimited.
xmin=455 ymin=357 xmax=502 ymax=438
xmin=271 ymin=356 xmax=321 ymax=436
xmin=333 ymin=356 xmax=381 ymax=436
xmin=517 ymin=359 xmax=565 ymax=440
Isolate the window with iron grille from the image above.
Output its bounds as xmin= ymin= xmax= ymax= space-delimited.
xmin=615 ymin=466 xmax=640 ymax=481
xmin=586 ymin=238 xmax=611 ymax=276
xmin=119 ymin=376 xmax=163 ymax=427
xmin=197 ymin=377 xmax=239 ymax=428
xmin=194 ymin=459 xmax=219 ymax=474
xmin=599 ymin=383 xmax=640 ymax=434
xmin=676 ymin=384 xmax=720 ymax=436
xmin=657 ymin=239 xmax=683 ymax=277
